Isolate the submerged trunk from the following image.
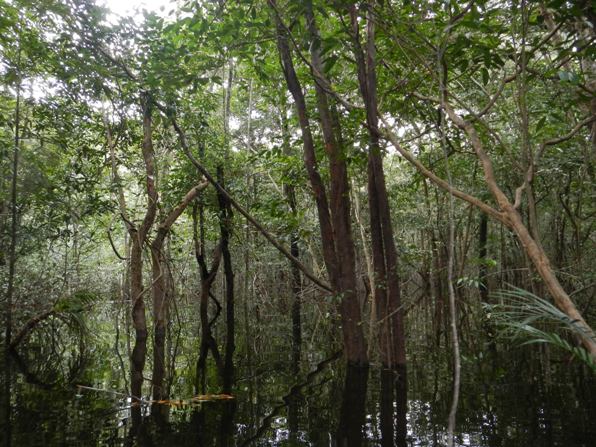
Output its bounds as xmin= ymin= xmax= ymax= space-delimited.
xmin=380 ymin=368 xmax=407 ymax=447
xmin=336 ymin=365 xmax=369 ymax=446
xmin=193 ymin=204 xmax=223 ymax=393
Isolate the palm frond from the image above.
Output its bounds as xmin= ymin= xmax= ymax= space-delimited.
xmin=485 ymin=285 xmax=595 ymax=373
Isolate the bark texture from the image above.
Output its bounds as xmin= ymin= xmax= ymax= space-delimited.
xmin=271 ymin=0 xmax=368 ymax=364
xmin=351 ymin=3 xmax=406 ymax=370
xmin=151 ymin=182 xmax=208 ymax=402
xmin=128 ymin=92 xmax=158 ymax=425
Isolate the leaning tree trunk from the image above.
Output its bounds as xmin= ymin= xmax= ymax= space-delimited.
xmin=376 ymin=83 xmax=596 ymax=361
xmin=440 ymin=101 xmax=596 ymax=360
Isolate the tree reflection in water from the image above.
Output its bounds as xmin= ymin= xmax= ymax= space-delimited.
xmin=2 ymin=334 xmax=595 ymax=446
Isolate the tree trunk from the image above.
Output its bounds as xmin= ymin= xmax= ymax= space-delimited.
xmin=442 ymin=101 xmax=596 ymax=360
xmin=350 ymin=2 xmax=406 ymax=370
xmin=307 ymin=0 xmax=367 ymax=364
xmin=280 ymin=98 xmax=302 ymax=371
xmin=151 ymin=182 xmax=207 ymax=402
xmin=129 ymin=92 xmax=158 ymax=426
xmin=193 ymin=230 xmax=223 ymax=393
xmin=217 ymin=167 xmax=235 ymax=394
xmin=272 ymin=4 xmax=338 ymax=285
xmin=272 ymin=0 xmax=367 ymax=364
xmin=219 ymin=59 xmax=236 ymax=394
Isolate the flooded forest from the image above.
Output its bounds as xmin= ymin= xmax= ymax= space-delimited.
xmin=0 ymin=0 xmax=595 ymax=445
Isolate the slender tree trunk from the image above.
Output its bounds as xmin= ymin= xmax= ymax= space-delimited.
xmin=129 ymin=92 xmax=158 ymax=426
xmin=219 ymin=61 xmax=236 ymax=394
xmin=4 ymin=43 xmax=21 ymax=361
xmin=272 ymin=0 xmax=367 ymax=364
xmin=477 ymin=211 xmax=498 ymax=355
xmin=216 ymin=167 xmax=235 ymax=394
xmin=105 ymin=114 xmax=133 ymax=391
xmin=351 ymin=182 xmax=376 ymax=357
xmin=243 ymin=80 xmax=254 ymax=383
xmin=280 ymin=97 xmax=302 ymax=371
xmin=193 ymin=201 xmax=224 ymax=393
xmin=151 ymin=183 xmax=207 ymax=403
xmin=150 ymin=243 xmax=167 ymax=404
xmin=192 ymin=141 xmax=224 ymax=394
xmin=350 ymin=2 xmax=406 ymax=371
xmin=442 ymin=107 xmax=460 ymax=447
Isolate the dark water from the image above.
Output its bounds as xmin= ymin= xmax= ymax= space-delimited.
xmin=3 ymin=346 xmax=596 ymax=447
xmin=1 ymin=307 xmax=594 ymax=446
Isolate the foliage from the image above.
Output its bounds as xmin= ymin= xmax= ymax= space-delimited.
xmin=487 ymin=286 xmax=596 ymax=373
xmin=0 ymin=1 xmax=594 ymax=436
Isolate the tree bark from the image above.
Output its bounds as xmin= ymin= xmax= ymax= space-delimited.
xmin=351 ymin=2 xmax=406 ymax=370
xmin=271 ymin=0 xmax=368 ymax=364
xmin=217 ymin=167 xmax=235 ymax=394
xmin=304 ymin=0 xmax=367 ymax=365
xmin=151 ymin=182 xmax=208 ymax=402
xmin=129 ymin=92 xmax=158 ymax=425
xmin=441 ymin=101 xmax=596 ymax=360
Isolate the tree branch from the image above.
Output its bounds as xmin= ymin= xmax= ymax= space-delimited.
xmin=377 ymin=115 xmax=506 ymax=224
